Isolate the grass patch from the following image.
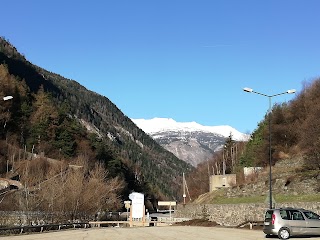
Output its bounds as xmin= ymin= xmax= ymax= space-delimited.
xmin=275 ymin=194 xmax=320 ymax=202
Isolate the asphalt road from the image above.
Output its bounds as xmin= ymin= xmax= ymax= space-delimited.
xmin=2 ymin=226 xmax=320 ymax=240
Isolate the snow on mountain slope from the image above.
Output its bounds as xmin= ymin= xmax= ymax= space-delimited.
xmin=131 ymin=118 xmax=249 ymax=166
xmin=132 ymin=118 xmax=248 ymax=141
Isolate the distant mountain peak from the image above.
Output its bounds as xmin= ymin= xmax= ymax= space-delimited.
xmin=132 ymin=118 xmax=249 ymax=166
xmin=132 ymin=117 xmax=248 ymax=141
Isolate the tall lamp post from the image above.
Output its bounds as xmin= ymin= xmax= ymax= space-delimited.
xmin=2 ymin=95 xmax=13 ymax=170
xmin=243 ymin=87 xmax=296 ymax=209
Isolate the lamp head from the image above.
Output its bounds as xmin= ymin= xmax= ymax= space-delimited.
xmin=287 ymin=89 xmax=296 ymax=94
xmin=3 ymin=96 xmax=13 ymax=101
xmin=243 ymin=87 xmax=253 ymax=93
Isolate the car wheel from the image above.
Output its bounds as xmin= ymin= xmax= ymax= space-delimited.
xmin=278 ymin=227 xmax=290 ymax=239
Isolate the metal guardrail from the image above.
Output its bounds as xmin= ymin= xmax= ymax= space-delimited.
xmin=88 ymin=218 xmax=185 ymax=228
xmin=0 ymin=217 xmax=188 ymax=236
xmin=236 ymin=220 xmax=264 ymax=229
xmin=89 ymin=221 xmax=131 ymax=227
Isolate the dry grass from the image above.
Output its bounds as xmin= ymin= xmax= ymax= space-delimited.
xmin=175 ymin=219 xmax=219 ymax=227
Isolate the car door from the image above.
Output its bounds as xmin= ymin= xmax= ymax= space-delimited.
xmin=288 ymin=210 xmax=307 ymax=235
xmin=302 ymin=210 xmax=320 ymax=235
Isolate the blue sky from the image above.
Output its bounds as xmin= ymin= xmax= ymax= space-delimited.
xmin=2 ymin=1 xmax=320 ymax=133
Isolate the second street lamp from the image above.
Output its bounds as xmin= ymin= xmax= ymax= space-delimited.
xmin=243 ymin=87 xmax=296 ymax=209
xmin=2 ymin=95 xmax=13 ymax=138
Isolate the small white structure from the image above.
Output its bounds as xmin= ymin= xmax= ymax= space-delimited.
xmin=243 ymin=167 xmax=263 ymax=178
xmin=129 ymin=192 xmax=144 ymax=219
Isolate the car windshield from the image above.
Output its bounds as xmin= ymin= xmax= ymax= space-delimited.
xmin=303 ymin=211 xmax=320 ymax=220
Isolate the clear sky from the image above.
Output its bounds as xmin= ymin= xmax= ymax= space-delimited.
xmin=2 ymin=1 xmax=320 ymax=133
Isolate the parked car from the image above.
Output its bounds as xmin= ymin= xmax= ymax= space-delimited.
xmin=263 ymin=207 xmax=320 ymax=239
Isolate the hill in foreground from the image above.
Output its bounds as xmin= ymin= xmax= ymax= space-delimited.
xmin=0 ymin=37 xmax=193 ymax=214
xmin=193 ymin=155 xmax=319 ymax=205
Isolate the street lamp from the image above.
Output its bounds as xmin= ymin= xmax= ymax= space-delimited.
xmin=243 ymin=87 xmax=296 ymax=209
xmin=2 ymin=95 xmax=13 ymax=139
xmin=1 ymin=95 xmax=13 ymax=171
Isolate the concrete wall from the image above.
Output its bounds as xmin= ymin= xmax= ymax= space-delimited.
xmin=0 ymin=211 xmax=48 ymax=226
xmin=175 ymin=202 xmax=320 ymax=226
xmin=0 ymin=211 xmax=91 ymax=226
xmin=209 ymin=174 xmax=236 ymax=191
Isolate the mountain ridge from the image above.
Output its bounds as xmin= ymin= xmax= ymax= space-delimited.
xmin=132 ymin=118 xmax=249 ymax=166
xmin=132 ymin=117 xmax=249 ymax=141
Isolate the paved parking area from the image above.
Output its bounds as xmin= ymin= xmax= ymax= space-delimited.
xmin=1 ymin=226 xmax=320 ymax=240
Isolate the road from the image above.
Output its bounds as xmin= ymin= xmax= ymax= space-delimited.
xmin=1 ymin=226 xmax=320 ymax=240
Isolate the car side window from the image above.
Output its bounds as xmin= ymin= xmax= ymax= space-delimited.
xmin=290 ymin=210 xmax=305 ymax=220
xmin=280 ymin=210 xmax=289 ymax=220
xmin=303 ymin=211 xmax=320 ymax=220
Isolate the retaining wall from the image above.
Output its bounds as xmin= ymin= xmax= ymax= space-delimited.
xmin=175 ymin=202 xmax=320 ymax=226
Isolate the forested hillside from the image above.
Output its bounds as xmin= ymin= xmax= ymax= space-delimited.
xmin=185 ymin=80 xmax=320 ymax=201
xmin=240 ymin=80 xmax=320 ymax=170
xmin=0 ymin=37 xmax=192 ymax=217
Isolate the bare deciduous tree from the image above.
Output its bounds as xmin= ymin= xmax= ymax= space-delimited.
xmin=0 ymin=155 xmax=124 ymax=222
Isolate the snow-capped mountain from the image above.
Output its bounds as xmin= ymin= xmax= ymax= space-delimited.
xmin=132 ymin=118 xmax=249 ymax=167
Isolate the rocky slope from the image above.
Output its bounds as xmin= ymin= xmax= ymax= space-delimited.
xmin=194 ymin=155 xmax=320 ymax=204
xmin=149 ymin=130 xmax=226 ymax=166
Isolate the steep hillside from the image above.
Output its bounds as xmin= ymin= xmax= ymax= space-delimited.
xmin=0 ymin=37 xmax=193 ymax=201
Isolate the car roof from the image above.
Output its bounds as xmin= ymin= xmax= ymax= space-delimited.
xmin=267 ymin=207 xmax=307 ymax=211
